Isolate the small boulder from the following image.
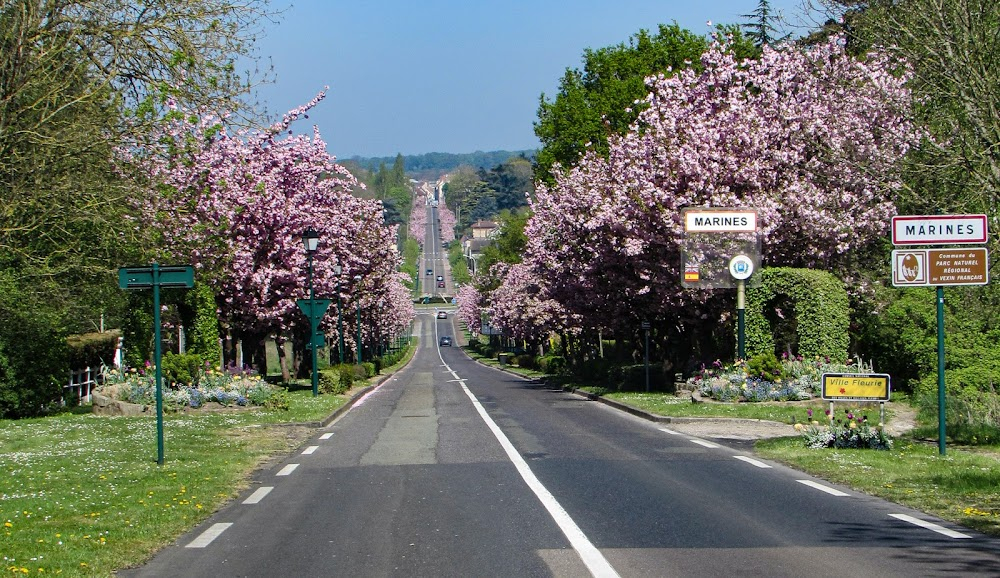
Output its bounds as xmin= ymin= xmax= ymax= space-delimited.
xmin=92 ymin=392 xmax=148 ymax=416
xmin=690 ymin=389 xmax=703 ymax=404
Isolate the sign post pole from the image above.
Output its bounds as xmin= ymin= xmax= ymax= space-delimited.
xmin=937 ymin=286 xmax=946 ymax=455
xmin=152 ymin=263 xmax=164 ymax=466
xmin=118 ymin=263 xmax=194 ymax=465
xmin=737 ymin=280 xmax=746 ymax=360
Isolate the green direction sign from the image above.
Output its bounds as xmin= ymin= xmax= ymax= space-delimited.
xmin=118 ymin=266 xmax=194 ymax=289
xmin=297 ymin=298 xmax=332 ymax=319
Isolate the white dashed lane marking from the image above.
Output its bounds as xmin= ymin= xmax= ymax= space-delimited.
xmin=890 ymin=514 xmax=972 ymax=539
xmin=734 ymin=455 xmax=772 ymax=468
xmin=276 ymin=464 xmax=299 ymax=476
xmin=689 ymin=439 xmax=720 ymax=448
xmin=243 ymin=487 xmax=273 ymax=505
xmin=186 ymin=523 xmax=232 ymax=548
xmin=797 ymin=479 xmax=849 ymax=496
xmin=320 ymin=433 xmax=334 ymax=440
xmin=302 ymin=445 xmax=319 ymax=455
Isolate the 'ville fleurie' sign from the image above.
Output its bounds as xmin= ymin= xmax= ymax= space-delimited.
xmin=821 ymin=373 xmax=891 ymax=402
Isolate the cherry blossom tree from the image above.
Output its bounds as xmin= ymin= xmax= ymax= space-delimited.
xmin=129 ymin=92 xmax=414 ymax=375
xmin=454 ymin=284 xmax=483 ymax=335
xmin=523 ymin=35 xmax=921 ymax=359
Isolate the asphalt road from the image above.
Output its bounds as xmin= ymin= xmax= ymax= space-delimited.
xmin=122 ymin=314 xmax=1000 ymax=577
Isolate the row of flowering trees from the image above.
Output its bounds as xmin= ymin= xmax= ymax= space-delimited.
xmin=124 ymin=91 xmax=414 ymax=377
xmin=459 ymin=36 xmax=922 ymax=364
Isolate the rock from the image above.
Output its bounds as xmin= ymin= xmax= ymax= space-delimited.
xmin=690 ymin=390 xmax=703 ymax=404
xmin=92 ymin=392 xmax=148 ymax=416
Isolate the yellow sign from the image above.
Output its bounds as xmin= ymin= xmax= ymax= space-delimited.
xmin=821 ymin=373 xmax=891 ymax=401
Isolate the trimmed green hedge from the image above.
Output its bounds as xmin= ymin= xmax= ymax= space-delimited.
xmin=745 ymin=268 xmax=849 ymax=362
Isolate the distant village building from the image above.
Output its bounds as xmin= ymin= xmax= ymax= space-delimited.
xmin=462 ymin=220 xmax=499 ymax=275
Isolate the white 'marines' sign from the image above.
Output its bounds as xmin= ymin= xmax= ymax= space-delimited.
xmin=684 ymin=209 xmax=758 ymax=233
xmin=891 ymin=214 xmax=987 ymax=245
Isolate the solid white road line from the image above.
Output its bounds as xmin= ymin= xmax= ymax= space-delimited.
xmin=456 ymin=381 xmax=620 ymax=577
xmin=890 ymin=514 xmax=972 ymax=539
xmin=302 ymin=445 xmax=319 ymax=455
xmin=320 ymin=433 xmax=334 ymax=440
xmin=689 ymin=439 xmax=720 ymax=448
xmin=243 ymin=487 xmax=274 ymax=505
xmin=734 ymin=455 xmax=772 ymax=468
xmin=797 ymin=479 xmax=849 ymax=496
xmin=185 ymin=523 xmax=232 ymax=548
xmin=276 ymin=464 xmax=299 ymax=476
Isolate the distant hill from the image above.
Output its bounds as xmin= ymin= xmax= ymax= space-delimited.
xmin=344 ymin=150 xmax=536 ymax=175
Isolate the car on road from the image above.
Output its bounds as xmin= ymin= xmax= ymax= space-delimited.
xmin=436 ymin=275 xmax=444 ymax=282
xmin=437 ymin=281 xmax=445 ymax=288
xmin=436 ymin=311 xmax=447 ymax=319
xmin=426 ymin=269 xmax=433 ymax=276
xmin=439 ymin=336 xmax=452 ymax=346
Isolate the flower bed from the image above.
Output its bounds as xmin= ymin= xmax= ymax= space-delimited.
xmin=688 ymin=354 xmax=875 ymax=403
xmin=796 ymin=408 xmax=893 ymax=450
xmin=99 ymin=363 xmax=288 ymax=411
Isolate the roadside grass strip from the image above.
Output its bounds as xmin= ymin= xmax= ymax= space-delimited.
xmin=797 ymin=479 xmax=849 ymax=496
xmin=734 ymin=455 xmax=772 ymax=468
xmin=185 ymin=523 xmax=232 ymax=548
xmin=889 ymin=514 xmax=972 ymax=539
xmin=242 ymin=487 xmax=274 ymax=505
xmin=276 ymin=464 xmax=299 ymax=476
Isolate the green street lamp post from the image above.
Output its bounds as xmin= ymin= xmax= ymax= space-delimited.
xmin=303 ymin=228 xmax=320 ymax=397
xmin=354 ymin=274 xmax=362 ymax=365
xmin=335 ymin=264 xmax=344 ymax=364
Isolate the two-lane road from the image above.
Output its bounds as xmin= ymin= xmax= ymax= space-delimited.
xmin=124 ymin=313 xmax=1000 ymax=576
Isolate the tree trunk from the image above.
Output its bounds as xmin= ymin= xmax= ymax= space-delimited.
xmin=276 ymin=337 xmax=291 ymax=382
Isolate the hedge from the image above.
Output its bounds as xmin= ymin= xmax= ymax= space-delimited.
xmin=745 ymin=267 xmax=849 ymax=362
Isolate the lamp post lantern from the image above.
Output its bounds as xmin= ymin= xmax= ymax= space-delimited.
xmin=302 ymin=228 xmax=320 ymax=396
xmin=354 ymin=275 xmax=363 ymax=365
xmin=334 ymin=264 xmax=344 ymax=364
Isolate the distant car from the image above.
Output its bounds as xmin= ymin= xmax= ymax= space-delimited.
xmin=436 ymin=311 xmax=447 ymax=319
xmin=436 ymin=275 xmax=444 ymax=282
xmin=426 ymin=269 xmax=433 ymax=275
xmin=437 ymin=281 xmax=445 ymax=288
xmin=439 ymin=336 xmax=452 ymax=346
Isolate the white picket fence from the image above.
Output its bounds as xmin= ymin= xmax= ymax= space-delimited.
xmin=64 ymin=366 xmax=103 ymax=405
xmin=63 ymin=337 xmax=122 ymax=406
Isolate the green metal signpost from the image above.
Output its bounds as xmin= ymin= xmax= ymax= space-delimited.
xmin=118 ymin=264 xmax=194 ymax=465
xmin=297 ymin=298 xmax=332 ymax=396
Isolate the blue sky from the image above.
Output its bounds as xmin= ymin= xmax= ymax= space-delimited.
xmin=253 ymin=0 xmax=813 ymax=159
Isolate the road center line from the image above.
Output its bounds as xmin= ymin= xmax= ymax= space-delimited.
xmin=276 ymin=464 xmax=299 ymax=476
xmin=797 ymin=479 xmax=849 ymax=496
xmin=890 ymin=514 xmax=972 ymax=538
xmin=301 ymin=445 xmax=319 ymax=455
xmin=734 ymin=455 xmax=772 ymax=468
xmin=320 ymin=433 xmax=334 ymax=440
xmin=453 ymin=375 xmax=620 ymax=577
xmin=243 ymin=487 xmax=273 ymax=504
xmin=186 ymin=523 xmax=232 ymax=548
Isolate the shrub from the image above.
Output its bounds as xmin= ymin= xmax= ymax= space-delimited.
xmin=66 ymin=331 xmax=121 ymax=369
xmin=538 ymin=355 xmax=566 ymax=374
xmin=160 ymin=352 xmax=204 ymax=386
xmin=513 ymin=354 xmax=536 ymax=369
xmin=362 ymin=362 xmax=376 ymax=378
xmin=0 ymin=276 xmax=68 ymax=418
xmin=319 ymin=364 xmax=354 ymax=395
xmin=745 ymin=352 xmax=783 ymax=383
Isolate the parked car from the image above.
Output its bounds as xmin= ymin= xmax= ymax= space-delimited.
xmin=436 ymin=311 xmax=447 ymax=319
xmin=437 ymin=281 xmax=445 ymax=288
xmin=439 ymin=336 xmax=452 ymax=346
